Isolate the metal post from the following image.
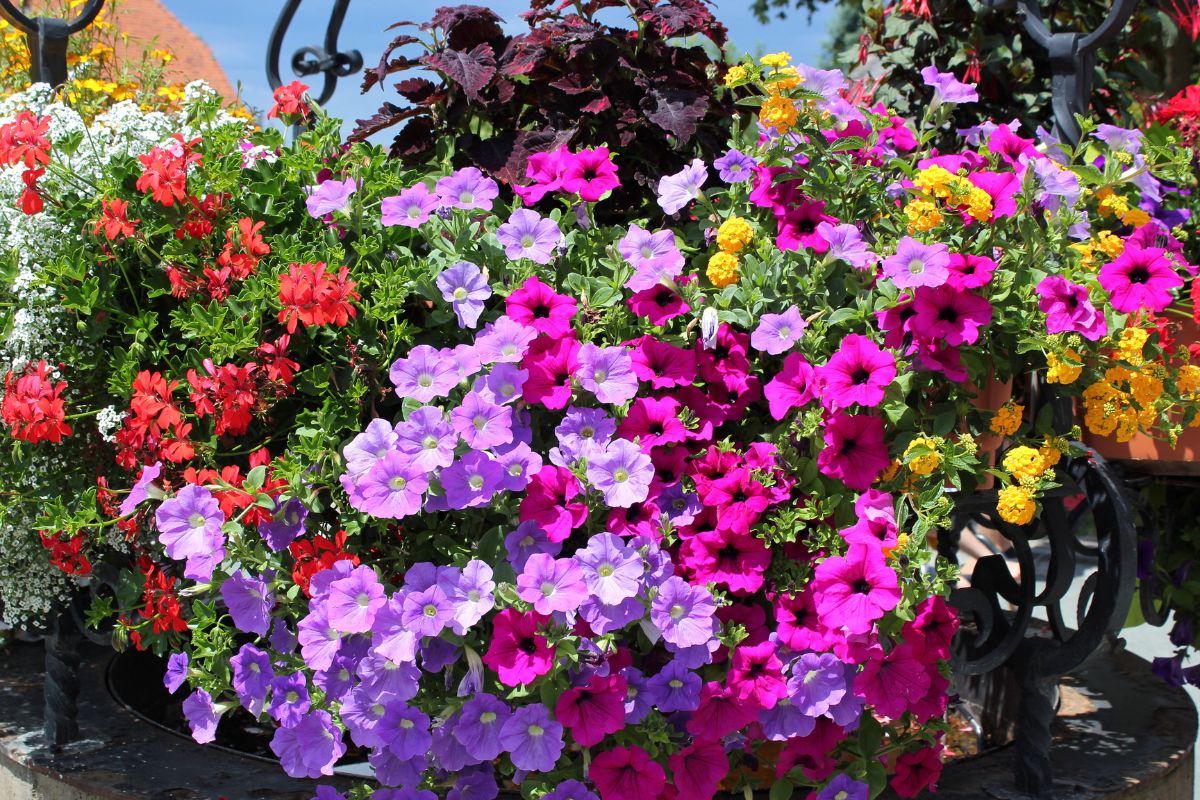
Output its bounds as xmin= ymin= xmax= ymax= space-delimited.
xmin=0 ymin=0 xmax=106 ymax=87
xmin=266 ymin=0 xmax=363 ymax=117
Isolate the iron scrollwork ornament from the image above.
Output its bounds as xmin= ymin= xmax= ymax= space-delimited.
xmin=977 ymin=0 xmax=1142 ymax=145
xmin=0 ymin=0 xmax=105 ymax=88
xmin=266 ymin=0 xmax=363 ymax=114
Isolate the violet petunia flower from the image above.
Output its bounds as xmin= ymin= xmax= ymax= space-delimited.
xmin=751 ymin=305 xmax=806 ymax=354
xmin=258 ymin=496 xmax=309 ymax=551
xmin=714 ymin=149 xmax=756 ymax=183
xmin=164 ymin=651 xmax=189 ymax=694
xmin=355 ymin=451 xmax=429 ymax=520
xmin=516 ymin=553 xmax=589 ymax=615
xmin=382 ymin=183 xmax=439 ymax=227
xmin=440 ymin=452 xmax=505 ymax=510
xmin=221 ymin=570 xmax=275 ymax=636
xmin=645 ymin=659 xmax=701 ymax=712
xmin=620 ymin=225 xmax=685 ymax=292
xmin=476 ymin=363 xmax=528 ymax=406
xmin=453 ymin=693 xmax=511 ymax=761
xmin=231 ymin=643 xmax=273 ymax=716
xmin=155 ymin=483 xmax=226 ymax=582
xmin=586 ymin=438 xmax=653 ymax=508
xmin=436 ymin=167 xmax=499 ymax=211
xmin=268 ymin=671 xmax=311 ymax=727
xmin=650 ymin=576 xmax=717 ymax=648
xmin=326 ymin=565 xmax=386 ymax=634
xmin=182 ymin=688 xmax=221 ymax=744
xmin=504 ymin=521 xmax=561 ymax=573
xmin=401 ymin=584 xmax=454 ymax=637
xmin=496 ymin=209 xmax=562 ymax=264
xmin=575 ymin=532 xmax=643 ymax=605
xmin=788 ymin=651 xmax=847 ymax=716
xmin=436 ymin=262 xmax=492 ymax=329
xmin=577 ymin=344 xmax=639 ymax=405
xmin=269 ymin=710 xmax=347 ymax=779
xmin=475 ymin=315 xmax=538 ymax=365
xmin=657 ymin=158 xmax=708 ymax=215
xmin=921 ymin=66 xmax=978 ymax=105
xmin=305 ymin=177 xmax=356 ymax=218
xmin=499 ymin=704 xmax=564 ymax=773
xmin=451 ymin=391 xmax=513 ymax=450
xmin=881 ymin=237 xmax=951 ymax=289
xmin=818 ymin=222 xmax=876 ymax=270
xmin=551 ymin=406 xmax=615 ymax=467
xmin=120 ymin=461 xmax=162 ymax=515
xmin=390 ymin=345 xmax=461 ymax=403
xmin=394 ymin=406 xmax=457 ymax=472
xmin=343 ymin=418 xmax=399 ymax=479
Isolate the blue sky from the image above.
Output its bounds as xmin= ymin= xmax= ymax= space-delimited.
xmin=162 ymin=0 xmax=836 ymax=129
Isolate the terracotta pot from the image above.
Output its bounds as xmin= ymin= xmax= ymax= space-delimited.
xmin=970 ymin=374 xmax=1014 ymax=491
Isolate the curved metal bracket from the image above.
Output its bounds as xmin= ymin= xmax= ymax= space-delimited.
xmin=976 ymin=0 xmax=1141 ymax=145
xmin=266 ymin=0 xmax=363 ymax=110
xmin=0 ymin=0 xmax=105 ymax=87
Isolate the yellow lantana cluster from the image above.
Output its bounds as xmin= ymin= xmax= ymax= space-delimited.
xmin=1002 ymin=446 xmax=1049 ymax=481
xmin=716 ymin=217 xmax=754 ymax=253
xmin=990 ymin=402 xmax=1024 ymax=437
xmin=997 ymin=485 xmax=1036 ymax=525
xmin=912 ymin=164 xmax=993 ymax=223
xmin=707 ymin=252 xmax=740 ymax=288
xmin=903 ymin=436 xmax=941 ymax=476
xmin=1046 ymin=348 xmax=1083 ymax=384
xmin=761 ymin=95 xmax=799 ymax=133
xmin=904 ymin=198 xmax=943 ymax=233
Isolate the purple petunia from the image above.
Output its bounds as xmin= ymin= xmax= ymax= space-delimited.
xmin=453 ymin=693 xmax=511 ymax=761
xmin=440 ymin=452 xmax=505 ymax=510
xmin=620 ymin=225 xmax=685 ymax=292
xmin=714 ymin=149 xmax=756 ymax=183
xmin=297 ymin=604 xmax=342 ymax=672
xmin=164 ymin=651 xmax=188 ymax=694
xmin=551 ymin=406 xmax=615 ymax=468
xmin=577 ymin=344 xmax=639 ymax=404
xmin=305 ymin=178 xmax=356 ymax=218
xmin=326 ymin=565 xmax=387 ymax=634
xmin=751 ymin=305 xmax=807 ymax=354
xmin=231 ymin=644 xmax=273 ymax=716
xmin=818 ymin=222 xmax=876 ymax=270
xmin=504 ymin=521 xmax=561 ymax=573
xmin=447 ymin=764 xmax=498 ymax=800
xmin=182 ymin=688 xmax=221 ymax=744
xmin=586 ymin=438 xmax=653 ymax=508
xmin=645 ymin=658 xmax=702 ymax=712
xmin=575 ymin=532 xmax=643 ymax=605
xmin=494 ymin=441 xmax=542 ymax=492
xmin=921 ymin=66 xmax=978 ymax=106
xmin=496 ymin=209 xmax=562 ymax=264
xmin=789 ymin=651 xmax=847 ymax=716
xmin=436 ymin=167 xmax=499 ymax=211
xmin=476 ymin=363 xmax=527 ymax=406
xmin=543 ymin=780 xmax=599 ymax=800
xmin=657 ymin=158 xmax=708 ymax=215
xmin=437 ymin=261 xmax=492 ymax=329
xmin=881 ymin=237 xmax=951 ymax=289
xmin=447 ymin=560 xmax=496 ymax=633
xmin=269 ymin=709 xmax=347 ymax=779
xmin=451 ymin=391 xmax=513 ymax=450
xmin=354 ymin=451 xmax=429 ymax=520
xmin=382 ymin=183 xmax=439 ymax=227
xmin=258 ymin=496 xmax=309 ymax=551
xmin=155 ymin=484 xmax=225 ymax=581
xmin=343 ymin=418 xmax=399 ymax=479
xmin=475 ymin=316 xmax=538 ymax=365
xmin=516 ymin=553 xmax=589 ymax=615
xmin=357 ymin=652 xmax=420 ymax=703
xmin=379 ymin=703 xmax=432 ymax=760
xmin=268 ymin=671 xmax=311 ymax=727
xmin=390 ymin=345 xmax=461 ymax=403
xmin=119 ymin=461 xmax=162 ymax=515
xmin=220 ymin=570 xmax=275 ymax=636
xmin=400 ymin=584 xmax=454 ymax=637
xmin=394 ymin=407 xmax=457 ymax=472
xmin=650 ymin=576 xmax=717 ymax=648
xmin=499 ymin=704 xmax=564 ymax=773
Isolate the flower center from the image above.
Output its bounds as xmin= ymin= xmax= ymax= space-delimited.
xmin=521 ymin=235 xmax=535 ymax=248
xmin=527 ymin=723 xmax=544 ymax=737
xmin=778 ymin=325 xmax=790 ymax=337
xmin=669 ymin=678 xmax=683 ymax=688
xmin=417 ymin=373 xmax=433 ymax=387
xmin=613 ymin=468 xmax=630 ymax=483
xmin=453 ymin=287 xmax=468 ymax=300
xmin=641 ymin=245 xmax=654 ymax=259
xmin=473 ymin=415 xmax=487 ymax=431
xmin=669 ymin=603 xmax=685 ymax=620
xmin=593 ymin=369 xmax=607 ymax=382
xmin=188 ymin=513 xmax=206 ymax=528
xmin=469 ymin=474 xmax=484 ymax=490
xmin=804 ymin=669 xmax=820 ymax=685
xmin=502 ymin=344 xmax=517 ymax=357
xmin=400 ymin=718 xmax=414 ymax=729
xmin=468 ymin=590 xmax=480 ymax=602
xmin=581 ymin=426 xmax=595 ymax=439
xmin=389 ymin=475 xmax=407 ymax=491
xmin=373 ymin=703 xmax=386 ymax=716
xmin=249 ymin=663 xmax=260 ymax=673
xmin=459 ymin=191 xmax=475 ymax=203
xmin=286 ymin=691 xmax=298 ymax=703
xmin=423 ymin=603 xmax=439 ymax=617
xmin=423 ymin=435 xmax=438 ymax=450
xmin=508 ymin=463 xmax=523 ymax=476
xmin=500 ymin=382 xmax=515 ymax=397
xmin=407 ymin=206 xmax=421 ymax=218
xmin=598 ymin=564 xmax=614 ymax=578
xmin=480 ymin=711 xmax=497 ymax=724
xmin=540 ymin=581 xmax=556 ymax=597
xmin=907 ymin=258 xmax=925 ymax=275
xmin=357 ymin=592 xmax=371 ymax=608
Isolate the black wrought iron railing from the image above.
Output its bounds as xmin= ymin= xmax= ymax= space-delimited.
xmin=0 ymin=2 xmax=1168 ymax=799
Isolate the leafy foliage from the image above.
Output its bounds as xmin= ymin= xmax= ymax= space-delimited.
xmin=352 ymin=0 xmax=736 ymax=212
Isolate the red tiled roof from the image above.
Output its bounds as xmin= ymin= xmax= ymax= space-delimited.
xmin=106 ymin=0 xmax=237 ymax=100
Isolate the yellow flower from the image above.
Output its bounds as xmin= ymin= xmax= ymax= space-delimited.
xmin=1116 ymin=327 xmax=1148 ymax=365
xmin=157 ymin=85 xmax=186 ymax=104
xmin=1096 ymin=230 xmax=1125 ymax=259
xmin=957 ymin=432 xmax=978 ymax=456
xmin=760 ymin=95 xmax=798 ymax=132
xmin=760 ymin=52 xmax=791 ymax=69
xmin=766 ymin=66 xmax=803 ymax=92
xmin=724 ymin=65 xmax=749 ymax=87
xmin=914 ymin=165 xmax=956 ymax=199
xmin=1178 ymin=364 xmax=1200 ymax=399
xmin=707 ymin=252 xmax=740 ymax=288
xmin=904 ymin=437 xmax=941 ymax=476
xmin=1039 ymin=436 xmax=1065 ymax=469
xmin=150 ymin=48 xmax=175 ymax=64
xmin=716 ymin=216 xmax=754 ymax=253
xmin=964 ymin=187 xmax=993 ymax=222
xmin=1128 ymin=368 xmax=1164 ymax=408
xmin=997 ymin=485 xmax=1036 ymax=525
xmin=1046 ymin=349 xmax=1082 ymax=384
xmin=1122 ymin=207 xmax=1151 ymax=227
xmin=990 ymin=402 xmax=1024 ymax=437
xmin=904 ymin=199 xmax=943 ymax=233
xmin=1098 ymin=190 xmax=1130 ymax=219
xmin=884 ymin=532 xmax=910 ymax=561
xmin=1002 ymin=446 xmax=1046 ymax=481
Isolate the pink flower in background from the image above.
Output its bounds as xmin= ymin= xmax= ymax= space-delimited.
xmin=1036 ymin=275 xmax=1108 ymax=340
xmin=562 ymin=147 xmax=620 ymax=202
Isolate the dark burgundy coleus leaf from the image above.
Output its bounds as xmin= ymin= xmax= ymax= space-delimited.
xmin=424 ymin=5 xmax=505 ymax=51
xmin=363 ymin=31 xmax=421 ymax=92
xmin=390 ymin=117 xmax=438 ymax=161
xmin=393 ymin=77 xmax=446 ymax=107
xmin=641 ymin=87 xmax=708 ymax=140
xmin=347 ymin=103 xmax=422 ymax=143
xmin=422 ymin=43 xmax=497 ymax=101
xmin=465 ymin=128 xmax=576 ymax=185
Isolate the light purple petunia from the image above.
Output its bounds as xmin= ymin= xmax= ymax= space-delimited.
xmin=440 ymin=452 xmax=505 ymax=510
xmin=357 ymin=652 xmax=420 ymax=703
xmin=494 ymin=441 xmax=542 ymax=492
xmin=446 ymin=559 xmax=495 ymax=633
xmin=1030 ymin=155 xmax=1082 ymax=211
xmin=758 ymin=695 xmax=817 ymax=741
xmin=120 ymin=461 xmax=162 ymax=515
xmin=659 ymin=482 xmax=701 ymax=525
xmin=499 ymin=704 xmax=564 ymax=773
xmin=258 ymin=496 xmax=309 ymax=551
xmin=657 ymin=158 xmax=708 ymax=215
xmin=575 ymin=532 xmax=643 ymax=605
xmin=751 ymin=305 xmax=807 ymax=354
xmin=371 ymin=597 xmax=420 ymax=664
xmin=818 ymin=222 xmax=876 ymax=270
xmin=343 ymin=418 xmax=399 ymax=479
xmin=231 ymin=643 xmax=273 ymax=716
xmin=881 ymin=237 xmax=951 ymax=289
xmin=435 ymin=167 xmax=499 ymax=211
xmin=650 ymin=576 xmax=717 ymax=648
xmin=475 ymin=315 xmax=538 ymax=364
xmin=645 ymin=658 xmax=702 ymax=712
xmin=921 ymin=66 xmax=978 ymax=105
xmin=382 ymin=183 xmax=439 ymax=228
xmin=451 ymin=391 xmax=513 ymax=450
xmin=220 ymin=570 xmax=275 ymax=636
xmin=305 ymin=178 xmax=356 ymax=218
xmin=268 ymin=671 xmax=311 ymax=726
xmin=269 ymin=709 xmax=347 ymax=779
xmin=504 ymin=521 xmax=561 ymax=573
xmin=797 ymin=64 xmax=847 ymax=101
xmin=476 ymin=363 xmax=527 ymax=406
xmin=516 ymin=553 xmax=589 ymax=615
xmin=164 ymin=651 xmax=188 ymax=694
xmin=1094 ymin=124 xmax=1143 ymax=155
xmin=400 ymin=584 xmax=454 ymax=637
xmin=586 ymin=438 xmax=653 ymax=508
xmin=436 ymin=261 xmax=492 ymax=329
xmin=394 ymin=406 xmax=457 ymax=472
xmin=620 ymin=225 xmax=685 ymax=292
xmin=314 ymin=657 xmax=358 ymax=705
xmin=789 ymin=651 xmax=847 ymax=716
xmin=495 ymin=209 xmax=562 ymax=264
xmin=577 ymin=344 xmax=639 ymax=404
xmin=551 ymin=406 xmax=615 ymax=468
xmin=390 ymin=345 xmax=461 ymax=402
xmin=714 ymin=149 xmax=756 ymax=183
xmin=155 ymin=484 xmax=225 ymax=581
xmin=297 ymin=604 xmax=342 ymax=671
xmin=447 ymin=764 xmax=498 ymax=800
xmin=326 ymin=565 xmax=386 ymax=634
xmin=355 ymin=451 xmax=429 ymax=519
xmin=182 ymin=688 xmax=221 ymax=744
xmin=379 ymin=703 xmax=432 ymax=760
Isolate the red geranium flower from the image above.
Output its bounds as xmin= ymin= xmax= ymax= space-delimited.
xmin=94 ymin=197 xmax=139 ymax=240
xmin=39 ymin=531 xmax=91 ymax=576
xmin=277 ymin=262 xmax=360 ymax=333
xmin=136 ymin=135 xmax=202 ymax=206
xmin=289 ymin=530 xmax=359 ymax=595
xmin=268 ymin=80 xmax=311 ymax=119
xmin=1 ymin=360 xmax=72 ymax=443
xmin=0 ymin=111 xmax=51 ymax=168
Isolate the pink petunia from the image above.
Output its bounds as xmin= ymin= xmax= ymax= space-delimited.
xmin=522 ymin=336 xmax=581 ymax=410
xmin=668 ymin=739 xmax=729 ymax=800
xmin=853 ymin=641 xmax=933 ymax=719
xmin=629 ymin=336 xmax=697 ymax=388
xmin=764 ymin=352 xmax=817 ymax=420
xmin=518 ymin=466 xmax=588 ymax=542
xmin=554 ymin=673 xmax=627 ymax=747
xmin=812 ymin=541 xmax=902 ymax=634
xmin=910 ymin=285 xmax=993 ymax=346
xmin=590 ymin=746 xmax=666 ymax=800
xmin=506 ymin=276 xmax=577 ymax=338
xmin=816 ymin=334 xmax=896 ymax=410
xmin=482 ymin=608 xmax=554 ymax=686
xmin=1098 ymin=246 xmax=1184 ymax=313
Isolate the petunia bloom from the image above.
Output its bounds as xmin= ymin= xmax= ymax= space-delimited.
xmin=812 ymin=541 xmax=902 ymax=634
xmin=496 ymin=209 xmax=562 ymax=264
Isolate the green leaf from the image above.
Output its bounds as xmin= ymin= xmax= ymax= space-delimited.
xmin=769 ymin=779 xmax=794 ymax=800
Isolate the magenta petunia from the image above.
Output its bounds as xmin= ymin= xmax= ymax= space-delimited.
xmin=854 ymin=641 xmax=933 ymax=719
xmin=812 ymin=541 xmax=902 ymax=634
xmin=561 ymin=147 xmax=620 ymax=202
xmin=910 ymin=285 xmax=993 ymax=346
xmin=555 ymin=672 xmax=627 ymax=747
xmin=515 ymin=144 xmax=570 ymax=204
xmin=816 ymin=412 xmax=892 ymax=491
xmin=1098 ymin=246 xmax=1183 ymax=313
xmin=518 ymin=466 xmax=588 ymax=543
xmin=589 ymin=745 xmax=666 ymax=800
xmin=522 ymin=336 xmax=581 ymax=410
xmin=629 ymin=336 xmax=697 ymax=388
xmin=816 ymin=334 xmax=896 ymax=410
xmin=945 ymin=253 xmax=998 ymax=289
xmin=764 ymin=352 xmax=817 ymax=420
xmin=1035 ymin=275 xmax=1107 ymax=340
xmin=727 ymin=641 xmax=787 ymax=709
xmin=627 ymin=281 xmax=691 ymax=325
xmin=482 ymin=608 xmax=554 ymax=686
xmin=506 ymin=276 xmax=576 ymax=338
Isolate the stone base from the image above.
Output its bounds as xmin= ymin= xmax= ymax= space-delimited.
xmin=0 ymin=640 xmax=1193 ymax=799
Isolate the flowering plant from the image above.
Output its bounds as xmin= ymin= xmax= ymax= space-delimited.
xmin=3 ymin=29 xmax=1199 ymax=800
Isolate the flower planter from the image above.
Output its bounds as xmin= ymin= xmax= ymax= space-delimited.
xmin=0 ymin=638 xmax=1192 ymax=800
